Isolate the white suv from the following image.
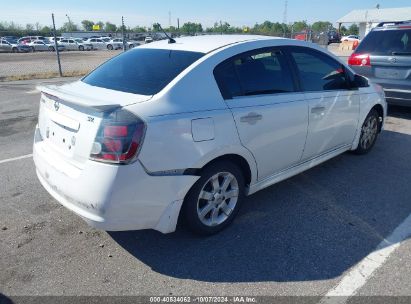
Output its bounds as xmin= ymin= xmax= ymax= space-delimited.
xmin=34 ymin=35 xmax=386 ymax=235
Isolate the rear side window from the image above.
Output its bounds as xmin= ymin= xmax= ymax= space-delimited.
xmin=356 ymin=29 xmax=411 ymax=55
xmin=214 ymin=48 xmax=295 ymax=99
xmin=289 ymin=47 xmax=349 ymax=91
xmin=83 ymin=48 xmax=204 ymax=95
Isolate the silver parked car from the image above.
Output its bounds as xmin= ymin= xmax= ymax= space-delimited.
xmin=349 ymin=21 xmax=411 ymax=106
xmin=27 ymin=40 xmax=65 ymax=52
xmin=0 ymin=39 xmax=31 ymax=53
xmin=60 ymin=38 xmax=93 ymax=51
xmin=111 ymin=38 xmax=140 ymax=49
xmin=85 ymin=38 xmax=106 ymax=50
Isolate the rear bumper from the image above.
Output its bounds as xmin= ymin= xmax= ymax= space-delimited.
xmin=33 ymin=126 xmax=199 ymax=233
xmin=383 ymin=88 xmax=411 ymax=107
xmin=351 ymin=70 xmax=411 ymax=106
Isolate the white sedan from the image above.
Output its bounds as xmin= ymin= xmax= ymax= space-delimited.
xmin=59 ymin=38 xmax=93 ymax=51
xmin=341 ymin=35 xmax=360 ymax=42
xmin=34 ymin=35 xmax=386 ymax=235
xmin=111 ymin=38 xmax=140 ymax=49
xmin=27 ymin=40 xmax=65 ymax=52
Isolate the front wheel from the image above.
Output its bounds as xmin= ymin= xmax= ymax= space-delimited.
xmin=79 ymin=45 xmax=84 ymax=51
xmin=354 ymin=109 xmax=380 ymax=154
xmin=182 ymin=161 xmax=245 ymax=235
xmin=107 ymin=44 xmax=113 ymax=50
xmin=30 ymin=47 xmax=35 ymax=52
xmin=49 ymin=46 xmax=55 ymax=52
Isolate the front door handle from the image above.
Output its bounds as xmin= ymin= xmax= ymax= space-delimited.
xmin=311 ymin=106 xmax=326 ymax=114
xmin=240 ymin=112 xmax=263 ymax=125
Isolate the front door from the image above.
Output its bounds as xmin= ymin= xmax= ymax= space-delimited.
xmin=286 ymin=46 xmax=360 ymax=160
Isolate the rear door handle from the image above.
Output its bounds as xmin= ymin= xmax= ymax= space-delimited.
xmin=240 ymin=112 xmax=263 ymax=125
xmin=311 ymin=106 xmax=326 ymax=114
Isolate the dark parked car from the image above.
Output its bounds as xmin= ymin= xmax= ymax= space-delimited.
xmin=349 ymin=21 xmax=411 ymax=107
xmin=327 ymin=31 xmax=341 ymax=44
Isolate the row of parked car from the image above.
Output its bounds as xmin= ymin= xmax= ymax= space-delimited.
xmin=0 ymin=35 xmax=142 ymax=53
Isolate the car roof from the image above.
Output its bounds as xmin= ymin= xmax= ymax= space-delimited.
xmin=138 ymin=34 xmax=279 ymax=53
xmin=373 ymin=20 xmax=411 ymax=31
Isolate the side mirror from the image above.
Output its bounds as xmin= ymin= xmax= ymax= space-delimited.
xmin=352 ymin=74 xmax=369 ymax=88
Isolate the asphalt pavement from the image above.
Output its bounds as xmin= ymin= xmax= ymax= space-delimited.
xmin=0 ymin=78 xmax=410 ymax=302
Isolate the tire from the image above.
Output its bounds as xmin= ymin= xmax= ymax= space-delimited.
xmin=129 ymin=44 xmax=134 ymax=49
xmin=107 ymin=44 xmax=113 ymax=50
xmin=30 ymin=46 xmax=35 ymax=53
xmin=79 ymin=45 xmax=84 ymax=51
xmin=182 ymin=161 xmax=245 ymax=236
xmin=49 ymin=46 xmax=54 ymax=52
xmin=12 ymin=47 xmax=18 ymax=53
xmin=354 ymin=109 xmax=380 ymax=155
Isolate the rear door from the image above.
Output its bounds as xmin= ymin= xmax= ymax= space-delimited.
xmin=286 ymin=46 xmax=360 ymax=160
xmin=35 ymin=41 xmax=47 ymax=51
xmin=68 ymin=39 xmax=77 ymax=50
xmin=214 ymin=47 xmax=308 ymax=180
xmin=95 ymin=39 xmax=105 ymax=49
xmin=0 ymin=40 xmax=8 ymax=52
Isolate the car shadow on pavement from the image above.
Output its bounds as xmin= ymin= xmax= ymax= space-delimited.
xmin=110 ymin=129 xmax=411 ymax=283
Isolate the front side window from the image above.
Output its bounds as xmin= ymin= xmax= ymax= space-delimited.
xmin=83 ymin=48 xmax=204 ymax=95
xmin=289 ymin=47 xmax=349 ymax=91
xmin=214 ymin=48 xmax=295 ymax=99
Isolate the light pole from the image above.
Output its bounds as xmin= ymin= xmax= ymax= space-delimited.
xmin=65 ymin=14 xmax=72 ymax=37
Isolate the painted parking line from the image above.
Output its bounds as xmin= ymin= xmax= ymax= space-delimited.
xmin=0 ymin=154 xmax=33 ymax=165
xmin=26 ymin=89 xmax=39 ymax=94
xmin=320 ymin=212 xmax=411 ymax=304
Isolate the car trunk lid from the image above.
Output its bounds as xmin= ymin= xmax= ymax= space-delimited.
xmin=36 ymin=81 xmax=152 ymax=168
xmin=371 ymin=55 xmax=411 ymax=81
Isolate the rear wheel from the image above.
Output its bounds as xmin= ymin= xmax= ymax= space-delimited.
xmin=79 ymin=45 xmax=84 ymax=51
xmin=30 ymin=46 xmax=35 ymax=52
xmin=354 ymin=109 xmax=380 ymax=154
xmin=107 ymin=44 xmax=113 ymax=50
xmin=182 ymin=161 xmax=245 ymax=235
xmin=129 ymin=44 xmax=134 ymax=49
xmin=49 ymin=46 xmax=55 ymax=52
xmin=12 ymin=47 xmax=18 ymax=53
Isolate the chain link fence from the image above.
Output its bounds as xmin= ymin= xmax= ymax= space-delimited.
xmin=0 ymin=24 xmax=344 ymax=81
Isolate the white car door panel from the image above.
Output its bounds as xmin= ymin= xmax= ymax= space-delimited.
xmin=214 ymin=48 xmax=309 ymax=180
xmin=287 ymin=46 xmax=360 ymax=160
xmin=302 ymin=91 xmax=359 ymax=159
xmin=229 ymin=95 xmax=308 ymax=179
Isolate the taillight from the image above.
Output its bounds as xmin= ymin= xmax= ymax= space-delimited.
xmin=90 ymin=109 xmax=146 ymax=164
xmin=348 ymin=53 xmax=371 ymax=67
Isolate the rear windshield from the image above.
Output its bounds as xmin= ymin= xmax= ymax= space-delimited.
xmin=356 ymin=29 xmax=411 ymax=56
xmin=82 ymin=48 xmax=204 ymax=95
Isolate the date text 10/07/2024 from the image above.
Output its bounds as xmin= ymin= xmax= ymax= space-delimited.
xmin=149 ymin=296 xmax=257 ymax=303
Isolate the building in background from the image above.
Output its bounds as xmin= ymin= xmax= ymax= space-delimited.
xmin=337 ymin=7 xmax=411 ymax=39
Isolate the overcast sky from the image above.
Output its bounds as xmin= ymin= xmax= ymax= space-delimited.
xmin=1 ymin=0 xmax=411 ymax=28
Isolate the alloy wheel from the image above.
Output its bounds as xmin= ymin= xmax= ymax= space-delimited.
xmin=196 ymin=172 xmax=239 ymax=227
xmin=360 ymin=115 xmax=378 ymax=150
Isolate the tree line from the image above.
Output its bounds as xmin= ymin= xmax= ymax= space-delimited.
xmin=0 ymin=19 xmax=359 ymax=37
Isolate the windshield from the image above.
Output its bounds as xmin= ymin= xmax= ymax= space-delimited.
xmin=82 ymin=48 xmax=204 ymax=95
xmin=356 ymin=29 xmax=411 ymax=56
xmin=75 ymin=39 xmax=83 ymax=43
